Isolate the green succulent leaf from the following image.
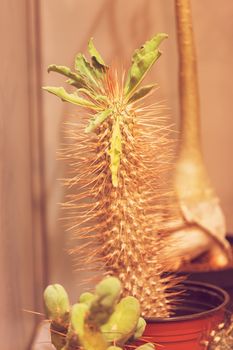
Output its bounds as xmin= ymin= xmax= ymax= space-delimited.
xmin=71 ymin=303 xmax=89 ymax=337
xmin=133 ymin=317 xmax=147 ymax=339
xmin=44 ymin=284 xmax=70 ymax=321
xmin=124 ymin=33 xmax=168 ymax=98
xmin=75 ymin=53 xmax=98 ymax=86
xmin=101 ymin=296 xmax=140 ymax=345
xmin=77 ymin=88 xmax=108 ymax=104
xmin=47 ymin=64 xmax=87 ymax=89
xmin=71 ymin=303 xmax=108 ymax=350
xmin=85 ymin=109 xmax=112 ymax=133
xmin=42 ymin=86 xmax=99 ymax=110
xmin=128 ymin=84 xmax=156 ymax=103
xmin=95 ymin=277 xmax=122 ymax=308
xmin=88 ymin=38 xmax=108 ymax=70
xmin=108 ymin=118 xmax=122 ymax=187
xmin=88 ymin=277 xmax=122 ymax=326
xmin=79 ymin=292 xmax=95 ymax=306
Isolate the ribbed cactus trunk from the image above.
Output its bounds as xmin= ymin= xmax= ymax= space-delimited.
xmin=62 ymin=71 xmax=174 ymax=317
xmin=44 ymin=35 xmax=179 ymax=317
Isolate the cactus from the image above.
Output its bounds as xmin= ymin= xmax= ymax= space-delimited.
xmin=44 ymin=276 xmax=155 ymax=350
xmin=88 ymin=276 xmax=121 ymax=326
xmin=133 ymin=317 xmax=147 ymax=339
xmin=44 ymin=284 xmax=70 ymax=322
xmin=206 ymin=318 xmax=233 ymax=350
xmin=100 ymin=296 xmax=140 ymax=345
xmin=68 ymin=302 xmax=108 ymax=350
xmin=44 ymin=284 xmax=70 ymax=350
xmin=43 ymin=34 xmax=181 ymax=317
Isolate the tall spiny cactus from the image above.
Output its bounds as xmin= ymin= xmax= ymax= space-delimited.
xmin=44 ymin=34 xmax=180 ymax=317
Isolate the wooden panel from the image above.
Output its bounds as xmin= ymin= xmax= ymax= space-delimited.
xmin=0 ymin=1 xmax=46 ymax=349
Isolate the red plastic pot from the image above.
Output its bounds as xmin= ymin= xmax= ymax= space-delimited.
xmin=132 ymin=281 xmax=229 ymax=350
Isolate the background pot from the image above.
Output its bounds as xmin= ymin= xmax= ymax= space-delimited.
xmin=132 ymin=281 xmax=229 ymax=350
xmin=186 ymin=237 xmax=233 ymax=300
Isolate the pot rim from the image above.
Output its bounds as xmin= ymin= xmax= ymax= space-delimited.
xmin=146 ymin=280 xmax=230 ymax=323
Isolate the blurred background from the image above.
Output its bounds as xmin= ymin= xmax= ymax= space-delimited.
xmin=1 ymin=1 xmax=233 ymax=349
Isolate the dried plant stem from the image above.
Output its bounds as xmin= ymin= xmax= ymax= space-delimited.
xmin=174 ymin=0 xmax=231 ymax=268
xmin=175 ymin=0 xmax=201 ymax=153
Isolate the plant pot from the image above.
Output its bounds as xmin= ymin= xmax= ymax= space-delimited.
xmin=132 ymin=281 xmax=229 ymax=350
xmin=185 ymin=236 xmax=233 ymax=300
xmin=187 ymin=268 xmax=233 ymax=301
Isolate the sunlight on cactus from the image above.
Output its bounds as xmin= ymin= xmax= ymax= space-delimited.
xmin=44 ymin=34 xmax=181 ymax=317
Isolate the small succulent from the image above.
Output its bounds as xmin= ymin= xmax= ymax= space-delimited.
xmin=44 ymin=276 xmax=155 ymax=350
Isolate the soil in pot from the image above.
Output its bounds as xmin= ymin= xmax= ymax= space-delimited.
xmin=131 ymin=280 xmax=230 ymax=350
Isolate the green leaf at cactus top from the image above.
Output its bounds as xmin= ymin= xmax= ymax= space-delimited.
xmin=75 ymin=54 xmax=98 ymax=86
xmin=77 ymin=88 xmax=108 ymax=104
xmin=124 ymin=33 xmax=168 ymax=98
xmin=108 ymin=118 xmax=122 ymax=187
xmin=128 ymin=84 xmax=157 ymax=104
xmin=43 ymin=86 xmax=99 ymax=110
xmin=47 ymin=64 xmax=87 ymax=89
xmin=43 ymin=35 xmax=168 ymax=191
xmin=88 ymin=38 xmax=108 ymax=70
xmin=85 ymin=109 xmax=112 ymax=133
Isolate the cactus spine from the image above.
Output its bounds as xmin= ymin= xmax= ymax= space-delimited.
xmin=44 ymin=34 xmax=180 ymax=317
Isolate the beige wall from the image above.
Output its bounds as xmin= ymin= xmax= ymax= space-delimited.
xmin=0 ymin=1 xmax=46 ymax=349
xmin=40 ymin=0 xmax=233 ymax=296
